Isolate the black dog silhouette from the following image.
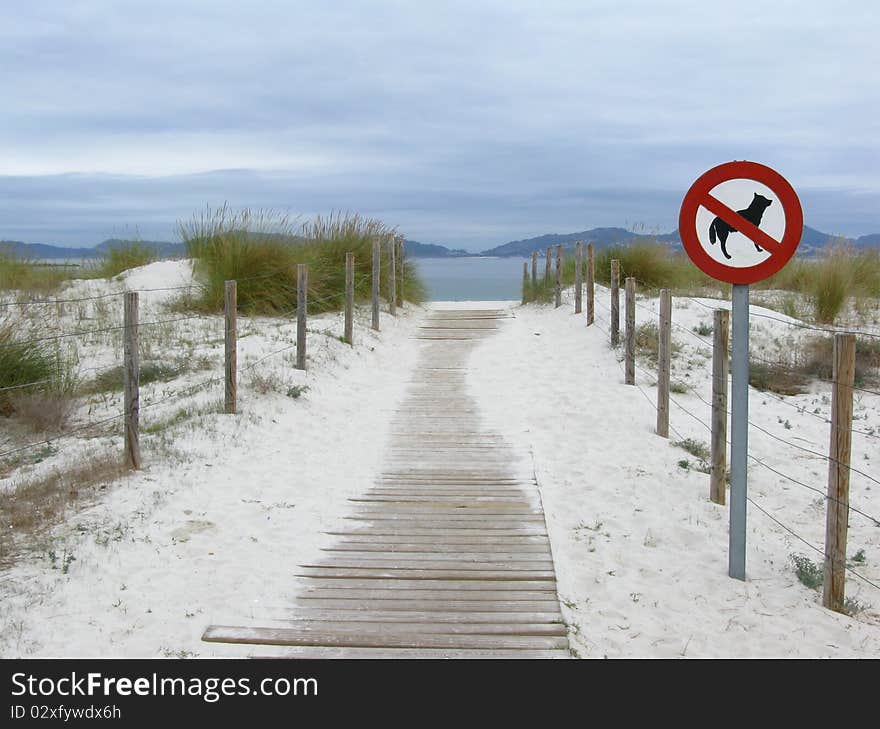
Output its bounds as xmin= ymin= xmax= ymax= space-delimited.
xmin=708 ymin=192 xmax=772 ymax=260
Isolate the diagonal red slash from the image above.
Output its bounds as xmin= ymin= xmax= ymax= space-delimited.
xmin=700 ymin=193 xmax=782 ymax=254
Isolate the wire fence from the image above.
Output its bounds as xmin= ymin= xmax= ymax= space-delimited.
xmin=0 ymin=257 xmax=405 ymax=475
xmin=580 ymin=273 xmax=880 ymax=597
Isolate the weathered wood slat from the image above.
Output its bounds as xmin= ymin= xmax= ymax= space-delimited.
xmin=293 ymin=579 xmax=557 ymax=591
xmin=251 ymin=647 xmax=568 ymax=659
xmin=262 ymin=609 xmax=562 ymax=623
xmin=307 ymin=552 xmax=554 ymax=563
xmin=297 ymin=589 xmax=558 ymax=601
xmin=325 ymin=531 xmax=548 ymax=541
xmin=325 ymin=528 xmax=549 ymax=537
xmin=314 ymin=552 xmax=553 ymax=564
xmin=295 ymin=568 xmax=556 ymax=580
xmin=323 ymin=543 xmax=551 ymax=554
xmin=202 ymin=309 xmax=568 ymax=658
xmin=256 ymin=620 xmax=567 ymax=636
xmin=203 ymin=626 xmax=568 ymax=650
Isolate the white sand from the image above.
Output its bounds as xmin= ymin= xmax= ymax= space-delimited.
xmin=2 ymin=267 xmax=879 ymax=657
xmin=470 ymin=289 xmax=880 ymax=657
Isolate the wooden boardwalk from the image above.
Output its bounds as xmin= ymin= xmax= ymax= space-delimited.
xmin=203 ymin=309 xmax=569 ymax=658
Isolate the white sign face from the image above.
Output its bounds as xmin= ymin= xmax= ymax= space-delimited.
xmin=693 ymin=179 xmax=787 ymax=269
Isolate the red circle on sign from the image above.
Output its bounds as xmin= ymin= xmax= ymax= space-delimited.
xmin=678 ymin=161 xmax=803 ymax=285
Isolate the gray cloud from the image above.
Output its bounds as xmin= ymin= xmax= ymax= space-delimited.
xmin=1 ymin=0 xmax=878 ymax=250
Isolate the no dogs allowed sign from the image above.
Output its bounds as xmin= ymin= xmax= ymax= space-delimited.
xmin=678 ymin=161 xmax=803 ymax=284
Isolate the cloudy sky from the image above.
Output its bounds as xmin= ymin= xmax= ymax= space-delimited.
xmin=1 ymin=1 xmax=878 ymax=250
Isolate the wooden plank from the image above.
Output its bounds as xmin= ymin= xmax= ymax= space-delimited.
xmin=295 ymin=568 xmax=556 ymax=580
xmin=256 ymin=620 xmax=567 ymax=636
xmin=324 ymin=543 xmax=551 ymax=554
xmin=351 ymin=508 xmax=543 ymax=517
xmin=294 ymin=579 xmax=556 ymax=591
xmin=300 ymin=559 xmax=554 ymax=571
xmin=203 ymin=626 xmax=568 ymax=650
xmin=326 ymin=528 xmax=549 ymax=537
xmin=297 ymin=589 xmax=558 ymax=601
xmin=315 ymin=553 xmax=552 ymax=565
xmin=250 ymin=647 xmax=568 ymax=659
xmin=325 ymin=533 xmax=549 ymax=545
xmin=264 ymin=609 xmax=561 ymax=623
xmin=346 ymin=514 xmax=546 ymax=522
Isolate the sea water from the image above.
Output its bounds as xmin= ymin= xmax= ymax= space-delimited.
xmin=411 ymin=257 xmax=526 ymax=301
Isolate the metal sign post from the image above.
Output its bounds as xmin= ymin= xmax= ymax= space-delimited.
xmin=679 ymin=160 xmax=803 ymax=583
xmin=729 ymin=283 xmax=749 ymax=580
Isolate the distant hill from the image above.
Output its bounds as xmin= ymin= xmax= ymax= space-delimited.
xmin=403 ymin=239 xmax=471 ymax=258
xmin=0 ymin=238 xmax=183 ymax=261
xmin=96 ymin=238 xmax=186 ymax=258
xmin=480 ymin=225 xmax=880 ymax=257
xmin=481 ymin=228 xmax=663 ymax=257
xmin=1 ymin=236 xmax=469 ymax=261
xmin=3 ymin=224 xmax=880 ymax=262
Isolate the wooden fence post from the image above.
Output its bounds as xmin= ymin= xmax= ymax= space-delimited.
xmin=574 ymin=242 xmax=583 ymax=314
xmin=823 ymin=333 xmax=856 ymax=612
xmin=296 ymin=263 xmax=307 ymax=370
xmin=344 ymin=252 xmax=354 ymax=345
xmin=624 ymin=277 xmax=635 ymax=384
xmin=544 ymin=246 xmax=552 ymax=283
xmin=224 ymin=280 xmax=237 ymax=414
xmin=388 ymin=239 xmax=397 ymax=316
xmin=396 ymin=237 xmax=404 ymax=308
xmin=371 ymin=240 xmax=380 ymax=331
xmin=554 ymin=245 xmax=562 ymax=308
xmin=531 ymin=250 xmax=538 ymax=289
xmin=123 ymin=291 xmax=140 ymax=469
xmin=710 ymin=308 xmax=729 ymax=502
xmin=610 ymin=259 xmax=620 ymax=345
xmin=656 ymin=289 xmax=672 ymax=437
xmin=586 ymin=243 xmax=594 ymax=326
xmin=522 ymin=261 xmax=528 ymax=305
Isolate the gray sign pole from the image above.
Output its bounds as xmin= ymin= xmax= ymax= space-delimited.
xmin=729 ymin=283 xmax=749 ymax=580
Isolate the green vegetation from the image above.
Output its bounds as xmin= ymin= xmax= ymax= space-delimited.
xmin=762 ymin=241 xmax=880 ymax=323
xmin=521 ymin=239 xmax=880 ymax=326
xmin=179 ymin=206 xmax=425 ymax=315
xmin=0 ymin=250 xmax=70 ymax=294
xmin=98 ymin=242 xmax=156 ymax=278
xmin=748 ymin=361 xmax=810 ymax=396
xmin=0 ymin=321 xmax=79 ymax=430
xmin=791 ymin=554 xmax=824 ymax=590
xmin=595 ymin=241 xmax=718 ymax=292
xmin=674 ymin=438 xmax=710 ymax=461
xmin=749 ymin=335 xmax=880 ymax=395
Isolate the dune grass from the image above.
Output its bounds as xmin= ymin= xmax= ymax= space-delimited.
xmin=0 ymin=321 xmax=79 ymax=429
xmin=0 ymin=250 xmax=71 ymax=295
xmin=179 ymin=206 xmax=425 ymax=315
xmin=522 ymin=240 xmax=724 ymax=304
xmin=98 ymin=242 xmax=156 ymax=278
xmin=522 ymin=238 xmax=880 ymax=325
